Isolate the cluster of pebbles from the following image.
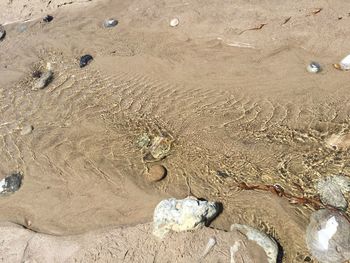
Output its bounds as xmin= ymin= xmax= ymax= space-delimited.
xmin=0 ymin=16 xmax=120 ymax=197
xmin=1 ymin=10 xmax=350 ymax=263
xmin=136 ymin=133 xmax=173 ymax=182
xmin=307 ymin=54 xmax=350 ymax=73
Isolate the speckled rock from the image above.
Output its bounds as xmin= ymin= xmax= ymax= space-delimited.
xmin=153 ymin=197 xmax=219 ymax=238
xmin=0 ymin=173 xmax=23 ymax=195
xmin=317 ymin=175 xmax=350 ymax=210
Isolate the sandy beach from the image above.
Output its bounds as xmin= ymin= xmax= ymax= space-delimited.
xmin=1 ymin=0 xmax=350 ymax=262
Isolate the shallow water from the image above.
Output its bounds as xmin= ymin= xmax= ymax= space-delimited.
xmin=0 ymin=0 xmax=350 ymax=262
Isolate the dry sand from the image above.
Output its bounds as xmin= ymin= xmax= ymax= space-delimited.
xmin=0 ymin=222 xmax=270 ymax=263
xmin=1 ymin=0 xmax=350 ymax=262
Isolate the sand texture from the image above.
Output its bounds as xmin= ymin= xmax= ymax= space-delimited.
xmin=1 ymin=0 xmax=350 ymax=262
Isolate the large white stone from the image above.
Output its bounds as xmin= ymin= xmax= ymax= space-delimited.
xmin=153 ymin=197 xmax=219 ymax=238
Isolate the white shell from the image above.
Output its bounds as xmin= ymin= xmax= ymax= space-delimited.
xmin=201 ymin=237 xmax=216 ymax=258
xmin=170 ymin=18 xmax=179 ymax=27
xmin=339 ymin=54 xmax=350 ymax=70
xmin=230 ymin=224 xmax=278 ymax=263
xmin=307 ymin=62 xmax=321 ymax=73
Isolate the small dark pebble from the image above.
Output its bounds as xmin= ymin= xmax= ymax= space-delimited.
xmin=0 ymin=25 xmax=6 ymax=41
xmin=0 ymin=172 xmax=23 ymax=195
xmin=79 ymin=54 xmax=93 ymax=68
xmin=304 ymin=256 xmax=312 ymax=262
xmin=43 ymin=15 xmax=54 ymax=23
xmin=216 ymin=170 xmax=230 ymax=178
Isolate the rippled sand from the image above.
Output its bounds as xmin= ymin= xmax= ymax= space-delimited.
xmin=1 ymin=0 xmax=350 ymax=262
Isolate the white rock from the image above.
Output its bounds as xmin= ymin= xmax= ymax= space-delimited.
xmin=170 ymin=18 xmax=179 ymax=27
xmin=230 ymin=224 xmax=278 ymax=263
xmin=339 ymin=54 xmax=350 ymax=70
xmin=153 ymin=197 xmax=219 ymax=238
xmin=20 ymin=125 xmax=34 ymax=135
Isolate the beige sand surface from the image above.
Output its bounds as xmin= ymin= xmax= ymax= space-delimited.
xmin=0 ymin=222 xmax=270 ymax=263
xmin=1 ymin=0 xmax=350 ymax=262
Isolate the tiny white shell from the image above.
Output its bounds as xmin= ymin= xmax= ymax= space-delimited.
xmin=339 ymin=54 xmax=350 ymax=70
xmin=170 ymin=18 xmax=179 ymax=27
xmin=306 ymin=62 xmax=321 ymax=73
xmin=201 ymin=237 xmax=216 ymax=258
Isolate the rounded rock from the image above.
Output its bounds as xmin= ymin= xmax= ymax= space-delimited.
xmin=103 ymin=19 xmax=118 ymax=28
xmin=146 ymin=164 xmax=167 ymax=182
xmin=306 ymin=209 xmax=350 ymax=263
xmin=170 ymin=18 xmax=179 ymax=27
xmin=317 ymin=175 xmax=349 ymax=210
xmin=153 ymin=197 xmax=219 ymax=238
xmin=307 ymin=62 xmax=321 ymax=73
xmin=20 ymin=125 xmax=34 ymax=135
xmin=34 ymin=70 xmax=53 ymax=90
xmin=79 ymin=54 xmax=93 ymax=68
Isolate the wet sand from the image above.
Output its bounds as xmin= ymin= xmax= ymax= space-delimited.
xmin=1 ymin=0 xmax=350 ymax=262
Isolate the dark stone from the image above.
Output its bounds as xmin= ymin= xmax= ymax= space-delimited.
xmin=43 ymin=15 xmax=54 ymax=23
xmin=0 ymin=25 xmax=6 ymax=41
xmin=0 ymin=172 xmax=23 ymax=195
xmin=216 ymin=170 xmax=230 ymax=178
xmin=79 ymin=54 xmax=93 ymax=68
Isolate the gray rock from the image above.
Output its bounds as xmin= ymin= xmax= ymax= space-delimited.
xmin=317 ymin=175 xmax=350 ymax=210
xmin=0 ymin=172 xmax=23 ymax=195
xmin=103 ymin=19 xmax=118 ymax=28
xmin=230 ymin=224 xmax=278 ymax=263
xmin=153 ymin=197 xmax=219 ymax=238
xmin=307 ymin=62 xmax=321 ymax=73
xmin=34 ymin=70 xmax=53 ymax=90
xmin=306 ymin=209 xmax=350 ymax=263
